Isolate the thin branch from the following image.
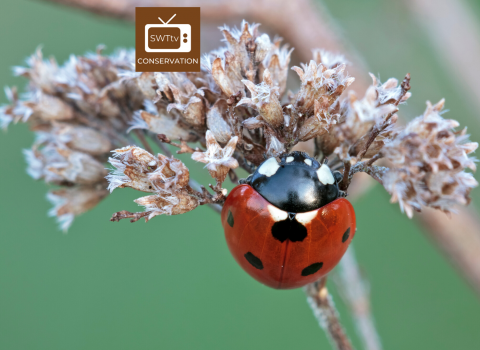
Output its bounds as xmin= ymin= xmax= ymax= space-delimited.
xmin=305 ymin=278 xmax=354 ymax=350
xmin=110 ymin=210 xmax=153 ymax=223
xmin=157 ymin=134 xmax=203 ymax=154
xmin=334 ymin=247 xmax=383 ymax=350
xmin=349 ymin=163 xmax=388 ymax=185
xmin=188 ymin=179 xmax=223 ymax=214
xmin=339 ymin=161 xmax=351 ymax=191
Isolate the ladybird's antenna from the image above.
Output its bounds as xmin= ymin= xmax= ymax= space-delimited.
xmin=158 ymin=14 xmax=177 ymax=25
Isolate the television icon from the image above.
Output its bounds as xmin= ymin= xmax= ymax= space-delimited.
xmin=145 ymin=14 xmax=191 ymax=53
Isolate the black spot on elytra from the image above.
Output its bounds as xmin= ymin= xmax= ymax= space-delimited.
xmin=301 ymin=262 xmax=323 ymax=276
xmin=271 ymin=217 xmax=307 ymax=243
xmin=227 ymin=210 xmax=234 ymax=227
xmin=244 ymin=252 xmax=263 ymax=270
xmin=342 ymin=227 xmax=351 ymax=243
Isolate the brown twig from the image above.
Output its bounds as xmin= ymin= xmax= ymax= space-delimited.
xmin=157 ymin=134 xmax=203 ymax=154
xmin=110 ymin=210 xmax=153 ymax=223
xmin=334 ymin=247 xmax=383 ymax=350
xmin=188 ymin=180 xmax=223 ymax=213
xmin=339 ymin=161 xmax=351 ymax=191
xmin=305 ymin=278 xmax=354 ymax=350
xmin=349 ymin=163 xmax=388 ymax=185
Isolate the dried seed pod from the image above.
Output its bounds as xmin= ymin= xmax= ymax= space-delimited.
xmin=129 ymin=110 xmax=197 ymax=142
xmin=292 ymin=58 xmax=354 ymax=113
xmin=192 ymin=131 xmax=239 ymax=185
xmin=107 ymin=146 xmax=160 ymax=193
xmin=209 ymin=55 xmax=245 ymax=98
xmin=149 ymin=153 xmax=190 ymax=190
xmin=298 ymin=100 xmax=340 ymax=142
xmin=260 ymin=44 xmax=293 ymax=98
xmin=167 ymin=95 xmax=205 ymax=127
xmin=135 ymin=190 xmax=199 ymax=218
xmin=206 ymin=99 xmax=232 ymax=144
xmin=135 ymin=72 xmax=157 ymax=100
xmin=237 ymin=70 xmax=284 ymax=128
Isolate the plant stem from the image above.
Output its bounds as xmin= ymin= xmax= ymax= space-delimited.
xmin=305 ymin=278 xmax=355 ymax=350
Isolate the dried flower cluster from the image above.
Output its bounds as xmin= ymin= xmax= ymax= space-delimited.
xmin=382 ymin=99 xmax=478 ymax=217
xmin=1 ymin=21 xmax=476 ymax=230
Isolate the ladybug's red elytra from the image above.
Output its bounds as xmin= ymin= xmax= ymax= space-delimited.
xmin=221 ymin=151 xmax=356 ymax=289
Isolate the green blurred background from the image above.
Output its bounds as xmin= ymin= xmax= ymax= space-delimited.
xmin=1 ymin=0 xmax=480 ymax=349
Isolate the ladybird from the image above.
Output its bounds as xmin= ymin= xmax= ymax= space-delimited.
xmin=221 ymin=151 xmax=356 ymax=289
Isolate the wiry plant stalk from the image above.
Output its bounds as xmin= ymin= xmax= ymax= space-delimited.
xmin=305 ymin=278 xmax=354 ymax=350
xmin=334 ymin=247 xmax=383 ymax=350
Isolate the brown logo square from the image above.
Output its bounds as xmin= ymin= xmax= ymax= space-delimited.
xmin=135 ymin=7 xmax=200 ymax=72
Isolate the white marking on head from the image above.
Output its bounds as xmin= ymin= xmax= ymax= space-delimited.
xmin=317 ymin=164 xmax=335 ymax=185
xmin=304 ymin=159 xmax=312 ymax=166
xmin=296 ymin=211 xmax=317 ymax=225
xmin=286 ymin=156 xmax=294 ymax=163
xmin=258 ymin=157 xmax=280 ymax=177
xmin=267 ymin=205 xmax=288 ymax=222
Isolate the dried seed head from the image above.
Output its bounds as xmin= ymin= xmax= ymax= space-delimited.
xmin=382 ymin=100 xmax=478 ymax=217
xmin=25 ymin=144 xmax=106 ymax=185
xmin=298 ymin=100 xmax=340 ymax=142
xmin=237 ymin=70 xmax=284 ymax=128
xmin=134 ymin=190 xmax=199 ymax=219
xmin=207 ymin=53 xmax=245 ymax=98
xmin=107 ymin=146 xmax=190 ymax=193
xmin=292 ymin=57 xmax=354 ymax=113
xmin=149 ymin=153 xmax=190 ymax=190
xmin=107 ymin=146 xmax=159 ymax=193
xmin=260 ymin=39 xmax=293 ymax=98
xmin=192 ymin=131 xmax=239 ymax=184
xmin=4 ymin=20 xmax=477 ymax=229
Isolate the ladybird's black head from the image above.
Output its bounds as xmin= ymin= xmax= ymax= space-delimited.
xmin=246 ymin=151 xmax=341 ymax=213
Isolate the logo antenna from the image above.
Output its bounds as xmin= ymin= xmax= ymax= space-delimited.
xmin=158 ymin=14 xmax=176 ymax=25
